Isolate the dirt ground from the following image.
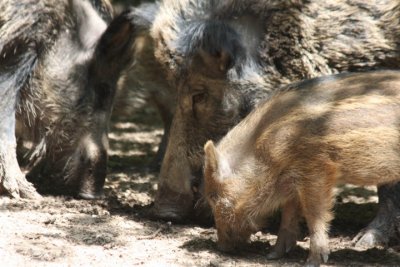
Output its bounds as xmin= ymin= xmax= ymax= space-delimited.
xmin=1 ymin=109 xmax=400 ymax=267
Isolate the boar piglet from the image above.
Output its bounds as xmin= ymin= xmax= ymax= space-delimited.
xmin=204 ymin=70 xmax=400 ymax=267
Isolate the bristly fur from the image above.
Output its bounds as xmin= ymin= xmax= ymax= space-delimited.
xmin=150 ymin=0 xmax=400 ymax=222
xmin=152 ymin=0 xmax=400 ymax=93
xmin=1 ymin=0 xmax=112 ymax=166
xmin=1 ymin=0 xmax=136 ymax=198
xmin=205 ymin=70 xmax=400 ymax=265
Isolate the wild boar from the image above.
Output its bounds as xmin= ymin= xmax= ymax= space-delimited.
xmin=0 ymin=0 xmax=136 ymax=199
xmin=132 ymin=0 xmax=400 ymax=246
xmin=203 ymin=70 xmax=400 ymax=266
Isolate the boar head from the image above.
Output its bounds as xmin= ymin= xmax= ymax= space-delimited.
xmin=18 ymin=0 xmax=136 ymax=199
xmin=151 ymin=5 xmax=267 ymax=222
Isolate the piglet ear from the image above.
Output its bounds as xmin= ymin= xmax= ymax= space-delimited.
xmin=204 ymin=140 xmax=222 ymax=199
xmin=204 ymin=141 xmax=218 ymax=174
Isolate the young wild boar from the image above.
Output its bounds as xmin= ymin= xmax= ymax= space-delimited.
xmin=204 ymin=70 xmax=400 ymax=266
xmin=0 ymin=0 xmax=136 ymax=199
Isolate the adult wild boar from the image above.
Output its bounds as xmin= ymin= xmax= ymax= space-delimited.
xmin=204 ymin=70 xmax=400 ymax=266
xmin=130 ymin=0 xmax=400 ymax=245
xmin=0 ymin=0 xmax=136 ymax=199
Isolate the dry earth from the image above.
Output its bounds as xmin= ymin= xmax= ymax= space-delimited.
xmin=1 ymin=109 xmax=400 ymax=267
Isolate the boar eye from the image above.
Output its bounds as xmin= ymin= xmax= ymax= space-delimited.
xmin=192 ymin=92 xmax=208 ymax=105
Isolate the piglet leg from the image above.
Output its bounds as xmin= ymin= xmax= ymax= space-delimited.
xmin=267 ymin=197 xmax=300 ymax=259
xmin=299 ymin=176 xmax=334 ymax=267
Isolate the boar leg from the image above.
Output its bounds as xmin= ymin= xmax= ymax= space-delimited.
xmin=0 ymin=108 xmax=40 ymax=199
xmin=0 ymin=148 xmax=40 ymax=199
xmin=299 ymin=182 xmax=334 ymax=267
xmin=353 ymin=183 xmax=400 ymax=247
xmin=0 ymin=37 xmax=41 ymax=198
xmin=267 ymin=197 xmax=300 ymax=260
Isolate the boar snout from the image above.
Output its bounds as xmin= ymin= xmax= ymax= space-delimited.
xmin=69 ymin=135 xmax=108 ymax=200
xmin=152 ymin=172 xmax=214 ymax=224
xmin=76 ymin=151 xmax=107 ymax=200
xmin=151 ymin=183 xmax=194 ymax=222
xmin=152 ymin=136 xmax=195 ymax=221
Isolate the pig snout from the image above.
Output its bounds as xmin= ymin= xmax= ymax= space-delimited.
xmin=76 ymin=149 xmax=107 ymax=200
xmin=151 ymin=169 xmax=215 ymax=223
xmin=152 ymin=143 xmax=195 ymax=222
xmin=151 ymin=183 xmax=194 ymax=222
xmin=73 ymin=135 xmax=108 ymax=200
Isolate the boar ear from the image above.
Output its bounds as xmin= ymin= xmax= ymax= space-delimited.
xmin=73 ymin=0 xmax=108 ymax=50
xmin=92 ymin=9 xmax=136 ymax=75
xmin=194 ymin=49 xmax=233 ymax=79
xmin=182 ymin=21 xmax=245 ymax=79
xmin=89 ymin=8 xmax=136 ymax=109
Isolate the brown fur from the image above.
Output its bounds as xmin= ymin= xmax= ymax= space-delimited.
xmin=144 ymin=0 xmax=400 ymax=223
xmin=204 ymin=70 xmax=400 ymax=266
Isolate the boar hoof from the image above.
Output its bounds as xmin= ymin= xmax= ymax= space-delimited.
xmin=78 ymin=191 xmax=104 ymax=200
xmin=352 ymin=228 xmax=386 ymax=248
xmin=217 ymin=242 xmax=235 ymax=253
xmin=266 ymin=250 xmax=283 ymax=260
xmin=1 ymin=176 xmax=20 ymax=199
xmin=1 ymin=173 xmax=41 ymax=199
xmin=18 ymin=183 xmax=42 ymax=199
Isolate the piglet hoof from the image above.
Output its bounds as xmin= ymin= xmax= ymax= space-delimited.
xmin=352 ymin=228 xmax=386 ymax=248
xmin=267 ymin=230 xmax=297 ymax=260
xmin=305 ymin=248 xmax=329 ymax=267
xmin=266 ymin=243 xmax=294 ymax=260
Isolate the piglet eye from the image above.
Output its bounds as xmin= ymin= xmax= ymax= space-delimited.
xmin=192 ymin=92 xmax=208 ymax=105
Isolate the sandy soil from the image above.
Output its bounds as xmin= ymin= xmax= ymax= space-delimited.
xmin=1 ymin=112 xmax=400 ymax=267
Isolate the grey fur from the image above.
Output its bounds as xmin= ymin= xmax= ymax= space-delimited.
xmin=0 ymin=0 xmax=136 ymax=198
